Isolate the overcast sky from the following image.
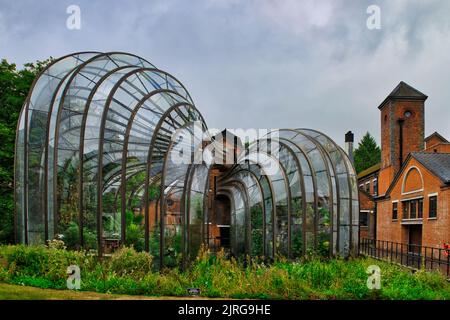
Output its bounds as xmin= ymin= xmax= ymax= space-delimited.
xmin=1 ymin=0 xmax=449 ymax=147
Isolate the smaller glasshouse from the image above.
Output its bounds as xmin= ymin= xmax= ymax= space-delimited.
xmin=14 ymin=52 xmax=359 ymax=268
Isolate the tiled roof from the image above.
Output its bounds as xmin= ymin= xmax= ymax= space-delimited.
xmin=412 ymin=152 xmax=450 ymax=184
xmin=388 ymin=81 xmax=428 ymax=99
xmin=378 ymin=81 xmax=428 ymax=109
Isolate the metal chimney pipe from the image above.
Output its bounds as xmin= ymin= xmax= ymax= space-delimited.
xmin=345 ymin=131 xmax=354 ymax=164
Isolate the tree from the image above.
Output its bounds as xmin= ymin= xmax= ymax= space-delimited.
xmin=0 ymin=58 xmax=52 ymax=244
xmin=354 ymin=132 xmax=381 ymax=174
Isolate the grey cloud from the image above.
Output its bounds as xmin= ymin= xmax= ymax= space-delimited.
xmin=1 ymin=0 xmax=449 ymax=147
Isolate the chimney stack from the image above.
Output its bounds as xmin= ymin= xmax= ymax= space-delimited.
xmin=345 ymin=131 xmax=354 ymax=164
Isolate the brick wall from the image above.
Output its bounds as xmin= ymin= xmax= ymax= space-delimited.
xmin=377 ymin=198 xmax=404 ymax=243
xmin=378 ymin=99 xmax=425 ymax=195
xmin=359 ymin=189 xmax=375 ymax=240
xmin=376 ymin=157 xmax=450 ymax=248
xmin=425 ymin=136 xmax=446 ymax=149
xmin=394 ymin=100 xmax=425 ymax=168
xmin=424 ymin=143 xmax=450 ymax=153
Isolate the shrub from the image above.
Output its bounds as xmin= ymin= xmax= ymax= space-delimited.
xmin=124 ymin=223 xmax=144 ymax=252
xmin=0 ymin=265 xmax=9 ymax=282
xmin=0 ymin=244 xmax=94 ymax=288
xmin=60 ymin=223 xmax=97 ymax=250
xmin=46 ymin=239 xmax=66 ymax=250
xmin=157 ymin=269 xmax=188 ymax=296
xmin=109 ymin=247 xmax=153 ymax=280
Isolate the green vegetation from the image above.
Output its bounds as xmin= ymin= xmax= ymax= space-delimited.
xmin=354 ymin=132 xmax=381 ymax=174
xmin=62 ymin=222 xmax=97 ymax=250
xmin=124 ymin=210 xmax=145 ymax=252
xmin=1 ymin=244 xmax=450 ymax=300
xmin=250 ymin=205 xmax=263 ymax=256
xmin=0 ymin=59 xmax=51 ymax=244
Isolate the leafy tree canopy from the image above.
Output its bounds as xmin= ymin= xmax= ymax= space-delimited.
xmin=0 ymin=58 xmax=52 ymax=244
xmin=354 ymin=132 xmax=381 ymax=174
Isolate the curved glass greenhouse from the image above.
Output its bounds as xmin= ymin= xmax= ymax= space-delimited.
xmin=15 ymin=52 xmax=359 ymax=268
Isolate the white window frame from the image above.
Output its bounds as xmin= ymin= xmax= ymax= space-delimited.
xmin=391 ymin=200 xmax=399 ymax=220
xmin=428 ymin=193 xmax=438 ymax=220
xmin=372 ymin=178 xmax=378 ymax=195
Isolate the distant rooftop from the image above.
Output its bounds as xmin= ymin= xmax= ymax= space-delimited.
xmin=357 ymin=162 xmax=381 ymax=179
xmin=425 ymin=131 xmax=449 ymax=143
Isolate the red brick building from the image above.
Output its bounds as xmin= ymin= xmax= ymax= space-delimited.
xmin=358 ymin=81 xmax=450 ymax=250
xmin=358 ymin=163 xmax=379 ymax=240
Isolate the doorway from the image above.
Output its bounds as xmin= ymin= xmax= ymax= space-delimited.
xmin=208 ymin=194 xmax=231 ymax=252
xmin=407 ymin=225 xmax=422 ymax=268
xmin=408 ymin=225 xmax=422 ymax=247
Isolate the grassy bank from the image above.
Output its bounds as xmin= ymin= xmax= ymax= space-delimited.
xmin=0 ymin=244 xmax=449 ymax=300
xmin=0 ymin=283 xmax=223 ymax=300
xmin=0 ymin=283 xmax=136 ymax=300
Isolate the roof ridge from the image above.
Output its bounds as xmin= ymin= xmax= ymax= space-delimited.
xmin=413 ymin=151 xmax=450 ymax=155
xmin=378 ymin=81 xmax=428 ymax=109
xmin=425 ymin=131 xmax=449 ymax=143
xmin=388 ymin=81 xmax=428 ymax=98
xmin=357 ymin=162 xmax=381 ymax=178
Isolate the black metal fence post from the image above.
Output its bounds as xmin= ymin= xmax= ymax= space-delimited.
xmin=359 ymin=238 xmax=450 ymax=279
xmin=439 ymin=248 xmax=442 ymax=274
xmin=430 ymin=247 xmax=433 ymax=270
xmin=417 ymin=244 xmax=421 ymax=269
xmin=395 ymin=242 xmax=398 ymax=263
xmin=401 ymin=242 xmax=404 ymax=266
xmin=447 ymin=251 xmax=450 ymax=278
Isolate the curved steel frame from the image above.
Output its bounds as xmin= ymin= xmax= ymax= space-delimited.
xmin=15 ymin=51 xmax=359 ymax=267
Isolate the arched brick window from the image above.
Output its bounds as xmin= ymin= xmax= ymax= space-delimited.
xmin=402 ymin=166 xmax=424 ymax=195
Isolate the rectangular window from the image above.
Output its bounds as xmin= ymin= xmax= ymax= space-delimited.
xmin=373 ymin=179 xmax=378 ymax=196
xmin=392 ymin=202 xmax=398 ymax=220
xmin=429 ymin=196 xmax=437 ymax=218
xmin=402 ymin=202 xmax=408 ymax=219
xmin=365 ymin=182 xmax=370 ymax=194
xmin=418 ymin=199 xmax=423 ymax=218
xmin=360 ymin=212 xmax=369 ymax=227
xmin=410 ymin=200 xmax=417 ymax=219
xmin=401 ymin=198 xmax=423 ymax=220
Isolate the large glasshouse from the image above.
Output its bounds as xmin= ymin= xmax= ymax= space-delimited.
xmin=15 ymin=52 xmax=359 ymax=268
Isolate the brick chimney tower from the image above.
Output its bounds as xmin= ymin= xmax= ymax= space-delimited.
xmin=377 ymin=81 xmax=427 ymax=196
